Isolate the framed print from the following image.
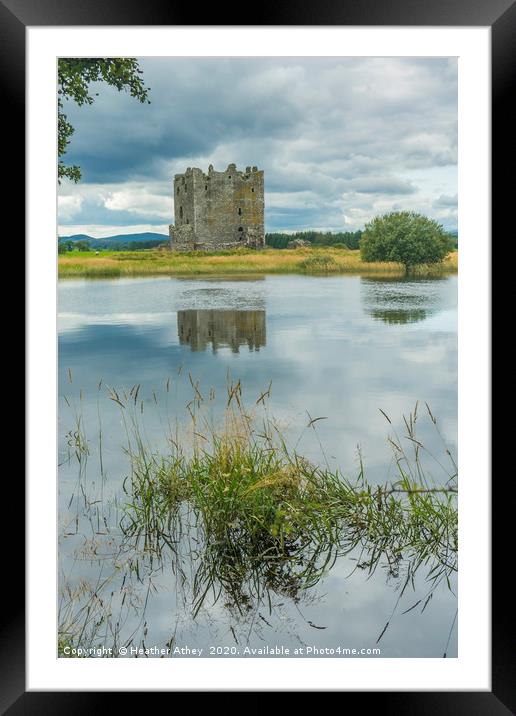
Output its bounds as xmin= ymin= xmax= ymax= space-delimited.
xmin=9 ymin=0 xmax=509 ymax=708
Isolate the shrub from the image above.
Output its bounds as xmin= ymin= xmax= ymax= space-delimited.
xmin=360 ymin=212 xmax=454 ymax=271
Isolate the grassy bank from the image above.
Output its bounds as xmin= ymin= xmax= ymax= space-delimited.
xmin=58 ymin=246 xmax=458 ymax=279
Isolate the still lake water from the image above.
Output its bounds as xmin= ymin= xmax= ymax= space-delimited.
xmin=58 ymin=274 xmax=457 ymax=658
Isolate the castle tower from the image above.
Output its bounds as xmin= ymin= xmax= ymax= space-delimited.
xmin=169 ymin=164 xmax=265 ymax=251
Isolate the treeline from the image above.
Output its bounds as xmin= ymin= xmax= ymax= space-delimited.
xmin=265 ymin=231 xmax=363 ymax=249
xmin=58 ymin=238 xmax=166 ymax=253
xmin=266 ymin=229 xmax=457 ymax=250
xmin=58 ymin=229 xmax=458 ymax=253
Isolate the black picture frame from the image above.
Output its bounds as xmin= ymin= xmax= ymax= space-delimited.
xmin=10 ymin=0 xmax=508 ymax=709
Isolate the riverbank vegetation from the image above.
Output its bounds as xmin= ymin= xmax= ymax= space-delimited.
xmin=58 ymin=246 xmax=458 ymax=278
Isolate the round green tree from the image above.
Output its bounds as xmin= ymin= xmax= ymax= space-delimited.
xmin=360 ymin=211 xmax=453 ymax=271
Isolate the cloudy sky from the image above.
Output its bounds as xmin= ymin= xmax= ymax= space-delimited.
xmin=58 ymin=57 xmax=457 ymax=237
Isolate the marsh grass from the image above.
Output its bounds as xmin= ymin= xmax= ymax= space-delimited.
xmin=58 ymin=247 xmax=458 ymax=279
xmin=58 ymin=377 xmax=457 ymax=655
xmin=118 ymin=381 xmax=457 ymax=616
xmin=297 ymin=254 xmax=338 ymax=272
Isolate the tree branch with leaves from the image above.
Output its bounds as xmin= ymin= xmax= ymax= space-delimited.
xmin=58 ymin=58 xmax=150 ymax=183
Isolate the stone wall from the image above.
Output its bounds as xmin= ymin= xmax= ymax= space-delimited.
xmin=169 ymin=164 xmax=265 ymax=251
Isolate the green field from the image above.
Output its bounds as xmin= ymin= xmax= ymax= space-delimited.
xmin=58 ymin=246 xmax=458 ymax=279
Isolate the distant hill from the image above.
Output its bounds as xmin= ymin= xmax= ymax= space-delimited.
xmin=58 ymin=232 xmax=169 ymax=251
xmin=59 ymin=232 xmax=168 ymax=244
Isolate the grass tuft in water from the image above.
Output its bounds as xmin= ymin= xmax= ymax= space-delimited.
xmin=120 ymin=387 xmax=457 ymax=614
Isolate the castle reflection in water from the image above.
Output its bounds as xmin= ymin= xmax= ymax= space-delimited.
xmin=177 ymin=309 xmax=266 ymax=353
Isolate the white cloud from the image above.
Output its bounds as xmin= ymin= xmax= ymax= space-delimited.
xmin=265 ymin=191 xmax=323 ymax=210
xmin=433 ymin=193 xmax=458 ymax=208
xmin=104 ymin=187 xmax=171 ymax=219
xmin=57 ymin=195 xmax=83 ymax=221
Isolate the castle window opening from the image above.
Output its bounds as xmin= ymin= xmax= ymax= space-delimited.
xmin=238 ymin=227 xmax=243 ymax=232
xmin=205 ymin=185 xmax=208 ymax=190
xmin=238 ymin=208 xmax=242 ymax=215
xmin=179 ymin=206 xmax=183 ymax=220
xmin=251 ymin=188 xmax=255 ymax=192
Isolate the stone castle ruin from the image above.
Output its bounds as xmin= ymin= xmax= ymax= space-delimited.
xmin=169 ymin=164 xmax=265 ymax=251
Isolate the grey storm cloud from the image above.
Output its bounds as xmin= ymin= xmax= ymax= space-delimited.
xmin=58 ymin=56 xmax=458 ymax=235
xmin=344 ymin=177 xmax=417 ymax=195
xmin=433 ymin=193 xmax=458 ymax=208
